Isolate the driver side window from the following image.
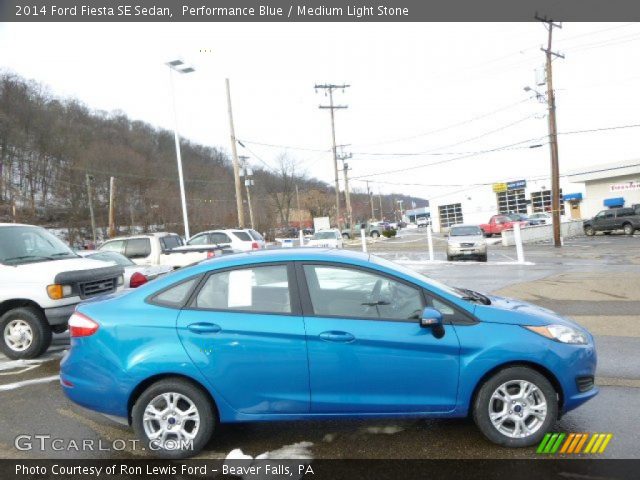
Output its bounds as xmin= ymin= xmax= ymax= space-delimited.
xmin=303 ymin=265 xmax=424 ymax=321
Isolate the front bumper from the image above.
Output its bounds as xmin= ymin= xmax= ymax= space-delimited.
xmin=447 ymin=245 xmax=487 ymax=257
xmin=44 ymin=303 xmax=77 ymax=325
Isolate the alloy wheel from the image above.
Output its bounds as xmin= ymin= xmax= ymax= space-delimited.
xmin=142 ymin=392 xmax=200 ymax=450
xmin=488 ymin=380 xmax=547 ymax=438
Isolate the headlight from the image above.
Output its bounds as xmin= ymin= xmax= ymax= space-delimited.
xmin=525 ymin=324 xmax=588 ymax=345
xmin=47 ymin=284 xmax=73 ymax=299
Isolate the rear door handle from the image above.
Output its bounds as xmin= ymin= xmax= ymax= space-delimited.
xmin=187 ymin=322 xmax=221 ymax=334
xmin=319 ymin=331 xmax=355 ymax=343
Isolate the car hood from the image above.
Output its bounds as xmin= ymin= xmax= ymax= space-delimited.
xmin=448 ymin=235 xmax=485 ymax=243
xmin=474 ymin=294 xmax=584 ymax=330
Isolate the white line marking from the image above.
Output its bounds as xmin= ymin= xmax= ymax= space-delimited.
xmin=0 ymin=375 xmax=60 ymax=392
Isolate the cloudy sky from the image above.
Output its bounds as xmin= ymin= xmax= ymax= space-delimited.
xmin=1 ymin=22 xmax=639 ymax=200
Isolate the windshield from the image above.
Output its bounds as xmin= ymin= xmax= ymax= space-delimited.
xmin=313 ymin=231 xmax=337 ymax=240
xmin=0 ymin=226 xmax=77 ymax=265
xmin=507 ymin=214 xmax=526 ymax=221
xmin=87 ymin=251 xmax=135 ymax=266
xmin=450 ymin=226 xmax=482 ymax=236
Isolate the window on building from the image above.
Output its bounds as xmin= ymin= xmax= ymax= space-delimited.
xmin=497 ymin=188 xmax=527 ymax=214
xmin=438 ymin=203 xmax=464 ymax=228
xmin=531 ymin=189 xmax=565 ymax=214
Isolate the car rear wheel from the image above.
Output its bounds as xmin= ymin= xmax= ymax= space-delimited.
xmin=0 ymin=307 xmax=52 ymax=359
xmin=584 ymin=226 xmax=595 ymax=236
xmin=479 ymin=254 xmax=488 ymax=262
xmin=370 ymin=231 xmax=380 ymax=238
xmin=623 ymin=223 xmax=634 ymax=236
xmin=342 ymin=233 xmax=350 ymax=240
xmin=473 ymin=367 xmax=557 ymax=447
xmin=132 ymin=378 xmax=216 ymax=459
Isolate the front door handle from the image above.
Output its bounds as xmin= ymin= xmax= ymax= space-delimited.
xmin=187 ymin=322 xmax=221 ymax=334
xmin=319 ymin=331 xmax=355 ymax=343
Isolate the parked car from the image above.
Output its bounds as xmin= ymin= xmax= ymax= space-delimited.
xmin=307 ymin=229 xmax=344 ymax=248
xmin=583 ymin=207 xmax=640 ymax=236
xmin=527 ymin=212 xmax=552 ymax=225
xmin=77 ymin=250 xmax=172 ymax=288
xmin=0 ymin=224 xmax=124 ymax=359
xmin=341 ymin=222 xmax=387 ymax=239
xmin=446 ymin=224 xmax=488 ymax=262
xmin=186 ymin=229 xmax=265 ymax=251
xmin=99 ymin=233 xmax=222 ymax=269
xmin=416 ymin=217 xmax=430 ymax=227
xmin=62 ymin=249 xmax=597 ymax=458
xmin=480 ymin=214 xmax=529 ymax=237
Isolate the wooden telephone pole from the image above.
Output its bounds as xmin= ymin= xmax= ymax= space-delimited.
xmin=536 ymin=14 xmax=564 ymax=247
xmin=108 ymin=176 xmax=116 ymax=238
xmin=315 ymin=83 xmax=349 ymax=230
xmin=226 ymin=78 xmax=245 ymax=228
xmin=85 ymin=174 xmax=97 ymax=245
xmin=339 ymin=150 xmax=353 ymax=237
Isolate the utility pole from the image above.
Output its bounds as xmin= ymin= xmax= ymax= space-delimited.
xmin=397 ymin=200 xmax=404 ymax=222
xmin=295 ymin=184 xmax=302 ymax=229
xmin=366 ymin=180 xmax=374 ymax=220
xmin=338 ymin=148 xmax=353 ymax=237
xmin=536 ymin=13 xmax=564 ymax=248
xmin=85 ymin=174 xmax=97 ymax=245
xmin=315 ymin=83 xmax=350 ymax=230
xmin=239 ymin=155 xmax=255 ymax=230
xmin=378 ymin=191 xmax=383 ymax=221
xmin=108 ymin=176 xmax=116 ymax=238
xmin=226 ymin=78 xmax=245 ymax=228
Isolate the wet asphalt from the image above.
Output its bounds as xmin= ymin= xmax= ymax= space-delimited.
xmin=0 ymin=232 xmax=638 ymax=459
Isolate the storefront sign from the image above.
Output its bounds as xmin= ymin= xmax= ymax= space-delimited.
xmin=492 ymin=182 xmax=507 ymax=193
xmin=610 ymin=181 xmax=640 ymax=192
xmin=507 ymin=179 xmax=527 ymax=190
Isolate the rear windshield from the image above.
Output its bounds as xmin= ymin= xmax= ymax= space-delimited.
xmin=233 ymin=231 xmax=252 ymax=241
xmin=314 ymin=231 xmax=337 ymax=240
xmin=248 ymin=229 xmax=264 ymax=241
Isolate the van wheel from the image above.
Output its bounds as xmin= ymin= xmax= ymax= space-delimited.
xmin=473 ymin=367 xmax=557 ymax=447
xmin=132 ymin=378 xmax=216 ymax=459
xmin=0 ymin=307 xmax=52 ymax=359
xmin=623 ymin=223 xmax=634 ymax=236
xmin=584 ymin=226 xmax=595 ymax=236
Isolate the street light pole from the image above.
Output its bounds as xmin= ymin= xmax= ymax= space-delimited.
xmin=166 ymin=59 xmax=195 ymax=240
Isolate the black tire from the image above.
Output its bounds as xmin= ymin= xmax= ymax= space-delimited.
xmin=584 ymin=226 xmax=595 ymax=236
xmin=132 ymin=377 xmax=216 ymax=459
xmin=623 ymin=223 xmax=634 ymax=236
xmin=479 ymin=254 xmax=488 ymax=262
xmin=473 ymin=366 xmax=558 ymax=448
xmin=0 ymin=307 xmax=52 ymax=359
xmin=342 ymin=233 xmax=350 ymax=240
xmin=603 ymin=231 xmax=611 ymax=235
xmin=446 ymin=254 xmax=453 ymax=261
xmin=370 ymin=230 xmax=380 ymax=238
xmin=483 ymin=232 xmax=492 ymax=238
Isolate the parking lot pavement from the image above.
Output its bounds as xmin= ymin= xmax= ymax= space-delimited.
xmin=0 ymin=233 xmax=638 ymax=459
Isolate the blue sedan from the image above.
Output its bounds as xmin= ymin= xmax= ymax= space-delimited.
xmin=61 ymin=249 xmax=597 ymax=458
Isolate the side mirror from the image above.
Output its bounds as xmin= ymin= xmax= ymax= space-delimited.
xmin=420 ymin=307 xmax=445 ymax=338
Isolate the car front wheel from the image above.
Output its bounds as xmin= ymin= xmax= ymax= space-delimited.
xmin=473 ymin=367 xmax=558 ymax=447
xmin=0 ymin=307 xmax=52 ymax=359
xmin=584 ymin=226 xmax=595 ymax=236
xmin=132 ymin=378 xmax=216 ymax=459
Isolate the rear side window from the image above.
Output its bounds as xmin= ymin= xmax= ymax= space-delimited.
xmin=193 ymin=265 xmax=291 ymax=314
xmin=100 ymin=240 xmax=125 ymax=254
xmin=125 ymin=238 xmax=151 ymax=258
xmin=151 ymin=278 xmax=199 ymax=308
xmin=617 ymin=208 xmax=635 ymax=217
xmin=233 ymin=231 xmax=252 ymax=241
xmin=161 ymin=235 xmax=183 ymax=250
xmin=210 ymin=233 xmax=231 ymax=244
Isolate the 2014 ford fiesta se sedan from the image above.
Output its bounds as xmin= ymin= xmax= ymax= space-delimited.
xmin=61 ymin=249 xmax=597 ymax=458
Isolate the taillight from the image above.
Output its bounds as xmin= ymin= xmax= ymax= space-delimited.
xmin=129 ymin=272 xmax=148 ymax=288
xmin=68 ymin=312 xmax=99 ymax=338
xmin=251 ymin=242 xmax=259 ymax=250
xmin=207 ymin=251 xmax=216 ymax=258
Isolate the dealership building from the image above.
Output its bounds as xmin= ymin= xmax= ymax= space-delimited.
xmin=426 ymin=160 xmax=640 ymax=232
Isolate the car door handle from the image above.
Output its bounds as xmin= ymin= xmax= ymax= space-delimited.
xmin=319 ymin=331 xmax=355 ymax=343
xmin=187 ymin=323 xmax=221 ymax=334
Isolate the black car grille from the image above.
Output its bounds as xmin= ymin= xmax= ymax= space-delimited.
xmin=79 ymin=278 xmax=116 ymax=298
xmin=576 ymin=375 xmax=595 ymax=392
xmin=460 ymin=243 xmax=475 ymax=247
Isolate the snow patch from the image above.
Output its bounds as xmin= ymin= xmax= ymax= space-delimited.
xmin=365 ymin=425 xmax=404 ymax=435
xmin=224 ymin=443 xmax=313 ymax=480
xmin=322 ymin=433 xmax=336 ymax=443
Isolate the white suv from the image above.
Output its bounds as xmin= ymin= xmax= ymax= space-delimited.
xmin=187 ymin=229 xmax=266 ymax=252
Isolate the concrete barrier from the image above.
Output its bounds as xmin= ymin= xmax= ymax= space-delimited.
xmin=501 ymin=220 xmax=584 ymax=246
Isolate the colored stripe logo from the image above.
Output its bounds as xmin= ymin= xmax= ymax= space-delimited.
xmin=537 ymin=433 xmax=613 ymax=454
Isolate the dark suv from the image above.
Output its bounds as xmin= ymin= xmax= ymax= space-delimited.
xmin=583 ymin=206 xmax=640 ymax=236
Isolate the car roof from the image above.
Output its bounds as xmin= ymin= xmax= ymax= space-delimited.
xmin=450 ymin=224 xmax=482 ymax=229
xmin=202 ymin=247 xmax=368 ymax=265
xmin=103 ymin=232 xmax=179 ymax=241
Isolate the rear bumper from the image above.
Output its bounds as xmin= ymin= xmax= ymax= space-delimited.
xmin=44 ymin=303 xmax=77 ymax=325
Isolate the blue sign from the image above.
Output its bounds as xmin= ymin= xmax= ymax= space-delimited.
xmin=507 ymin=179 xmax=527 ymax=190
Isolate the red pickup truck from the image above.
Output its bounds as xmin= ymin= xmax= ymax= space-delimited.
xmin=480 ymin=214 xmax=529 ymax=237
